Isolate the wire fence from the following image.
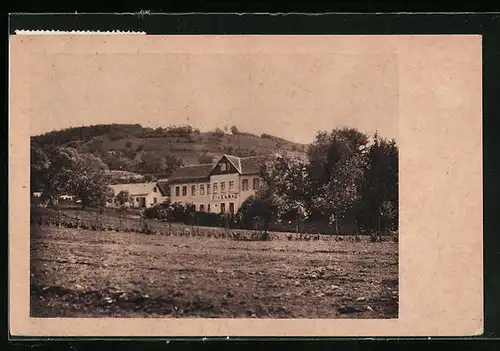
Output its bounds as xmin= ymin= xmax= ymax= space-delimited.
xmin=30 ymin=206 xmax=397 ymax=243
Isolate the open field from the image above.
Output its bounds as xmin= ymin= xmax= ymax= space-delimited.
xmin=30 ymin=225 xmax=398 ymax=318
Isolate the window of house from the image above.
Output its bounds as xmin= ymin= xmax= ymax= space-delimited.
xmin=153 ymin=187 xmax=157 ymax=192
xmin=200 ymin=185 xmax=205 ymax=195
xmin=200 ymin=204 xmax=205 ymax=212
xmin=191 ymin=185 xmax=196 ymax=196
xmin=182 ymin=185 xmax=187 ymax=196
xmin=242 ymin=179 xmax=249 ymax=191
xmin=153 ymin=197 xmax=157 ymax=204
xmin=229 ymin=181 xmax=234 ymax=191
xmin=229 ymin=202 xmax=235 ymax=214
xmin=207 ymin=204 xmax=211 ymax=212
xmin=213 ymin=182 xmax=218 ymax=194
xmin=220 ymin=162 xmax=227 ymax=171
xmin=175 ymin=186 xmax=180 ymax=197
xmin=220 ymin=203 xmax=226 ymax=213
xmin=207 ymin=184 xmax=211 ymax=195
xmin=221 ymin=182 xmax=226 ymax=193
xmin=253 ymin=178 xmax=260 ymax=190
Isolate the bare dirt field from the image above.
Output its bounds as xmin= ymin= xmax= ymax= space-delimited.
xmin=30 ymin=225 xmax=398 ymax=319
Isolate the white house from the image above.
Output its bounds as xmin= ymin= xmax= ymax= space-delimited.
xmin=108 ymin=182 xmax=168 ymax=208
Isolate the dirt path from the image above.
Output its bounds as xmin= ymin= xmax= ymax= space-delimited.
xmin=30 ymin=226 xmax=398 ymax=318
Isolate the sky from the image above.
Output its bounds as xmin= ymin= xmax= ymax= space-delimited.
xmin=27 ymin=36 xmax=399 ymax=144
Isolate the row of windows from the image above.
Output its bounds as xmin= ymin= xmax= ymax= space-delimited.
xmin=197 ymin=202 xmax=235 ymax=214
xmin=174 ymin=178 xmax=261 ymax=197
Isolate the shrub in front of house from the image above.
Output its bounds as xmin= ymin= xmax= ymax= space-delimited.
xmin=190 ymin=212 xmax=226 ymax=227
xmin=143 ymin=204 xmax=162 ymax=219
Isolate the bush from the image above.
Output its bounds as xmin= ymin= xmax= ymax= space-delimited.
xmin=191 ymin=211 xmax=225 ymax=227
xmin=236 ymin=195 xmax=276 ymax=231
xmin=213 ymin=128 xmax=225 ymax=139
xmin=143 ymin=204 xmax=161 ymax=219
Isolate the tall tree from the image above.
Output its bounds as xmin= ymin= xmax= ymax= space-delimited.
xmin=259 ymin=154 xmax=312 ymax=232
xmin=164 ymin=155 xmax=184 ymax=176
xmin=59 ymin=151 xmax=112 ymax=208
xmin=311 ymin=153 xmax=366 ymax=234
xmin=358 ymin=133 xmax=399 ymax=234
xmin=30 ymin=145 xmax=112 ymax=208
xmin=134 ymin=152 xmax=165 ymax=175
xmin=307 ymin=127 xmax=369 ymax=233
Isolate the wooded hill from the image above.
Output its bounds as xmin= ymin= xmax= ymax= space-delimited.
xmin=31 ymin=124 xmax=307 ymax=177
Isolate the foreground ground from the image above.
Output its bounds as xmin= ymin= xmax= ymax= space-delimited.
xmin=30 ymin=225 xmax=398 ymax=318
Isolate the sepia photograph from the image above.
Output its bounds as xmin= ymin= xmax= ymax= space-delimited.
xmin=10 ymin=32 xmax=482 ymax=336
xmin=27 ymin=36 xmax=399 ymax=319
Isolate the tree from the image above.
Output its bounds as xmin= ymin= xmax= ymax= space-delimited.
xmin=30 ymin=146 xmax=80 ymax=206
xmin=72 ymin=175 xmax=113 ymax=209
xmin=307 ymin=127 xmax=368 ymax=188
xmin=115 ymin=190 xmax=132 ymax=207
xmin=213 ymin=128 xmax=225 ymax=139
xmin=307 ymin=127 xmax=369 ymax=234
xmin=164 ymin=155 xmax=183 ymax=176
xmin=311 ymin=153 xmax=365 ymax=234
xmin=30 ymin=145 xmax=112 ymax=209
xmin=230 ymin=125 xmax=239 ymax=135
xmin=102 ymin=150 xmax=135 ymax=171
xmin=358 ymin=133 xmax=399 ymax=234
xmin=259 ymin=154 xmax=312 ymax=233
xmin=30 ymin=145 xmax=50 ymax=196
xmin=134 ymin=152 xmax=165 ymax=175
xmin=63 ymin=152 xmax=112 ymax=209
xmin=236 ymin=193 xmax=278 ymax=233
xmin=136 ymin=144 xmax=145 ymax=152
xmin=86 ymin=138 xmax=105 ymax=155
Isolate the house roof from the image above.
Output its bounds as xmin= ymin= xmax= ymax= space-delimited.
xmin=224 ymin=154 xmax=242 ymax=173
xmin=156 ymin=180 xmax=170 ymax=196
xmin=104 ymin=170 xmax=143 ymax=178
xmin=109 ymin=182 xmax=158 ymax=197
xmin=240 ymin=155 xmax=267 ymax=175
xmin=167 ymin=163 xmax=215 ymax=184
xmin=167 ymin=154 xmax=268 ymax=184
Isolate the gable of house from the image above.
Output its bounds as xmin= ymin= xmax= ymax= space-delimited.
xmin=210 ymin=155 xmax=241 ymax=176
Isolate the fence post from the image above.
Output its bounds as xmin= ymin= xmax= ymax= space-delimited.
xmin=378 ymin=214 xmax=381 ymax=235
xmin=57 ymin=205 xmax=61 ymax=228
xmin=196 ymin=213 xmax=200 ymax=235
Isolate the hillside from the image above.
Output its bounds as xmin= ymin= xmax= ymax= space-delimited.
xmin=31 ymin=124 xmax=308 ymax=177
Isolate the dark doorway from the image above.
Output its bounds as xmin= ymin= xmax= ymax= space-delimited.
xmin=139 ymin=197 xmax=146 ymax=208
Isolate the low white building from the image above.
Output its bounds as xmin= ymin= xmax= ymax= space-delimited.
xmin=108 ymin=182 xmax=167 ymax=208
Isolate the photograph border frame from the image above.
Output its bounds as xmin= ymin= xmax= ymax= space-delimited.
xmin=7 ymin=11 xmax=500 ymax=344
